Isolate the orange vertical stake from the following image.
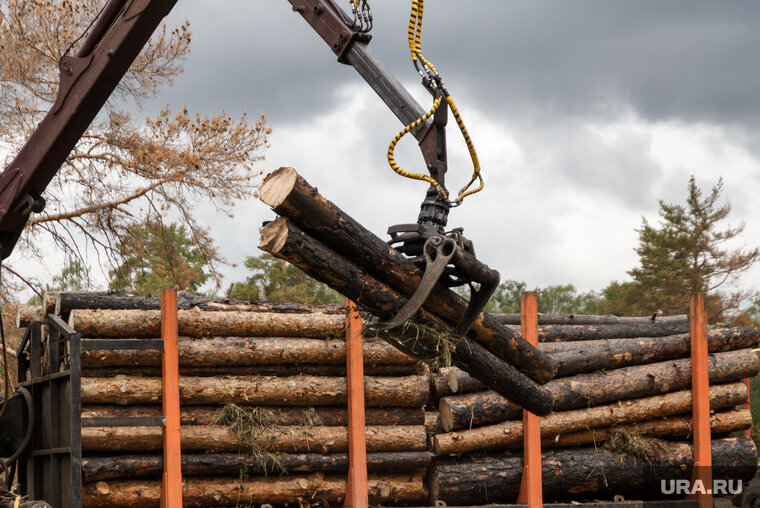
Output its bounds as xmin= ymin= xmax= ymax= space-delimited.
xmin=161 ymin=290 xmax=183 ymax=508
xmin=517 ymin=292 xmax=542 ymax=508
xmin=344 ymin=299 xmax=368 ymax=508
xmin=687 ymin=293 xmax=712 ymax=508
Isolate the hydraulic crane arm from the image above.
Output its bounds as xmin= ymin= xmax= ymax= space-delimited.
xmin=0 ymin=0 xmax=177 ymax=260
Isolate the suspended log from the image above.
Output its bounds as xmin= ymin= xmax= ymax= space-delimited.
xmin=446 ymin=366 xmax=484 ymax=394
xmin=80 ymin=363 xmax=420 ymax=378
xmin=493 ymin=313 xmax=688 ymax=326
xmin=81 ymin=405 xmax=426 ymax=426
xmin=79 ymin=336 xmax=415 ymax=367
xmin=82 ymin=473 xmax=427 ymax=508
xmin=259 ymin=217 xmax=553 ymax=415
xmin=15 ymin=304 xmax=42 ymax=328
xmin=550 ymin=326 xmax=759 ymax=377
xmin=432 ymin=382 xmax=747 ymax=454
xmin=545 ymin=409 xmax=752 ymax=448
xmin=259 ymin=167 xmax=557 ymax=383
xmin=80 ymin=374 xmax=429 ymax=407
xmin=429 ymin=437 xmax=757 ymax=505
xmin=439 ymin=348 xmax=760 ymax=430
xmin=69 ymin=308 xmax=346 ymax=338
xmin=49 ymin=290 xmax=344 ymax=319
xmin=81 ymin=452 xmax=432 ymax=482
xmin=81 ymin=425 xmax=427 ymax=453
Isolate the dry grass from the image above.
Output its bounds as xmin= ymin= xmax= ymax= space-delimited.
xmin=213 ymin=403 xmax=285 ymax=474
xmin=604 ymin=428 xmax=669 ymax=465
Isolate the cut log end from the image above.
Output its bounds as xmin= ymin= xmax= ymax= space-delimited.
xmin=259 ymin=217 xmax=289 ymax=253
xmin=259 ymin=167 xmax=298 ymax=207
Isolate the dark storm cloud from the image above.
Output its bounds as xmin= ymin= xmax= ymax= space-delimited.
xmin=151 ymin=1 xmax=760 ymax=128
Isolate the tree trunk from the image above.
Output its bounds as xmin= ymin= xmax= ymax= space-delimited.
xmin=493 ymin=313 xmax=688 ymax=326
xmin=80 ymin=374 xmax=429 ymax=407
xmin=432 ymin=382 xmax=747 ymax=454
xmin=69 ymin=309 xmax=346 ymax=338
xmin=81 ymin=425 xmax=427 ymax=453
xmin=429 ymin=437 xmax=757 ymax=505
xmin=550 ymin=326 xmax=759 ymax=377
xmin=81 ymin=452 xmax=432 ymax=482
xmin=15 ymin=304 xmax=42 ymax=328
xmin=80 ymin=363 xmax=420 ymax=378
xmin=259 ymin=167 xmax=558 ymax=384
xmin=80 ymin=336 xmax=415 ymax=367
xmin=82 ymin=473 xmax=427 ymax=508
xmin=259 ymin=217 xmax=554 ymax=416
xmin=425 ymin=411 xmax=445 ymax=436
xmin=81 ymin=405 xmax=426 ymax=426
xmin=49 ymin=290 xmax=344 ymax=319
xmin=439 ymin=348 xmax=760 ymax=431
xmin=544 ymin=409 xmax=751 ymax=448
xmin=430 ymin=374 xmax=453 ymax=402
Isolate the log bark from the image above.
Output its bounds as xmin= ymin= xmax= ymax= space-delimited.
xmin=81 ymin=425 xmax=427 ymax=453
xmin=259 ymin=167 xmax=558 ymax=383
xmin=80 ymin=374 xmax=429 ymax=407
xmin=79 ymin=336 xmax=415 ymax=367
xmin=81 ymin=452 xmax=432 ymax=482
xmin=15 ymin=304 xmax=42 ymax=328
xmin=259 ymin=217 xmax=554 ymax=415
xmin=429 ymin=437 xmax=757 ymax=505
xmin=517 ymin=322 xmax=691 ymax=342
xmin=432 ymin=382 xmax=747 ymax=454
xmin=81 ymin=405 xmax=426 ymax=426
xmin=50 ymin=290 xmax=344 ymax=319
xmin=69 ymin=308 xmax=346 ymax=338
xmin=80 ymin=363 xmax=420 ymax=378
xmin=425 ymin=411 xmax=445 ymax=437
xmin=493 ymin=313 xmax=688 ymax=326
xmin=544 ymin=409 xmax=752 ymax=448
xmin=82 ymin=473 xmax=427 ymax=507
xmin=439 ymin=348 xmax=760 ymax=430
xmin=446 ymin=366 xmax=484 ymax=394
xmin=550 ymin=326 xmax=759 ymax=377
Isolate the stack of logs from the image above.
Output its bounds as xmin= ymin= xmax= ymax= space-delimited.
xmin=20 ymin=292 xmax=432 ymax=507
xmin=426 ymin=314 xmax=760 ymax=505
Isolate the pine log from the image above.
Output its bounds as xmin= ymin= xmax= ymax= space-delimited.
xmin=520 ymin=322 xmax=691 ymax=341
xmin=550 ymin=326 xmax=759 ymax=377
xmin=439 ymin=348 xmax=760 ymax=430
xmin=429 ymin=437 xmax=757 ymax=505
xmin=81 ymin=425 xmax=427 ymax=453
xmin=81 ymin=452 xmax=432 ymax=482
xmin=15 ymin=304 xmax=42 ymax=328
xmin=260 ymin=217 xmax=554 ymax=415
xmin=50 ymin=290 xmax=344 ymax=318
xmin=425 ymin=412 xmax=445 ymax=437
xmin=446 ymin=366 xmax=484 ymax=394
xmin=493 ymin=313 xmax=688 ymax=326
xmin=432 ymin=382 xmax=747 ymax=454
xmin=69 ymin=308 xmax=346 ymax=338
xmin=544 ymin=409 xmax=752 ymax=448
xmin=82 ymin=473 xmax=427 ymax=507
xmin=80 ymin=363 xmax=419 ymax=378
xmin=41 ymin=291 xmax=57 ymax=317
xmin=81 ymin=405 xmax=425 ymax=426
xmin=431 ymin=375 xmax=453 ymax=402
xmin=80 ymin=374 xmax=429 ymax=407
xmin=79 ymin=336 xmax=415 ymax=367
xmin=259 ymin=167 xmax=558 ymax=383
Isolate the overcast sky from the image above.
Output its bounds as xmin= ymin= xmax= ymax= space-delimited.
xmin=15 ymin=1 xmax=760 ymax=298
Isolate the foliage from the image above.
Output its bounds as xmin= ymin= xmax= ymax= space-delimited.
xmin=483 ymin=279 xmax=598 ymax=315
xmin=230 ymin=254 xmax=342 ymax=304
xmin=0 ymin=0 xmax=270 ymax=295
xmin=616 ymin=176 xmax=758 ymax=323
xmin=108 ymin=221 xmax=209 ymax=296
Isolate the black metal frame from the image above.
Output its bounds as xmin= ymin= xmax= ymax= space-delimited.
xmin=13 ymin=317 xmax=165 ymax=508
xmin=15 ymin=316 xmax=82 ymax=508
